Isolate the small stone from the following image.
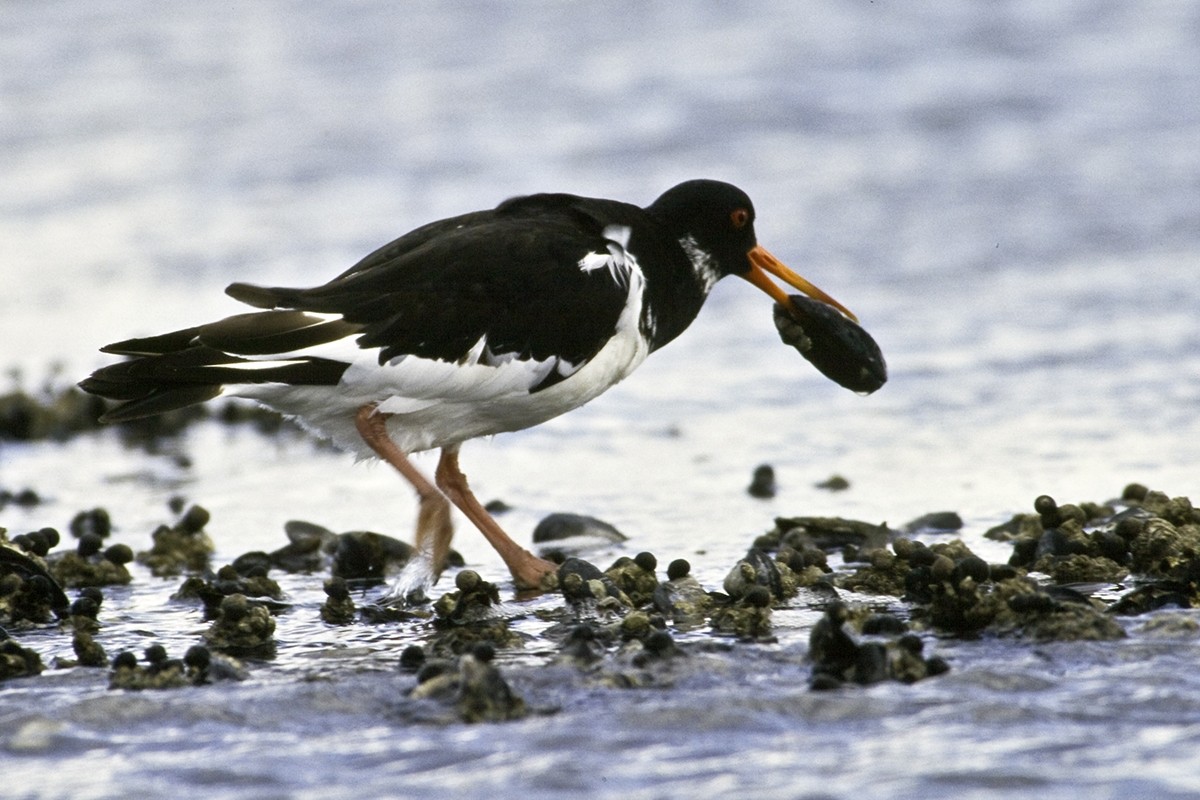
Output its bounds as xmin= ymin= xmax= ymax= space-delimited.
xmin=320 ymin=577 xmax=356 ymax=625
xmin=399 ymin=645 xmax=426 ymax=672
xmin=1122 ymin=483 xmax=1150 ymax=502
xmin=633 ymin=552 xmax=657 ymax=573
xmin=748 ymin=464 xmax=777 ymax=498
xmin=103 ymin=544 xmax=134 ymax=565
xmin=69 ymin=508 xmax=111 ymax=540
xmin=666 ymin=559 xmax=690 ymax=581
xmin=324 ymin=576 xmax=350 ymax=600
xmin=814 ymin=474 xmax=851 ymax=492
xmin=902 ymin=511 xmax=963 ymax=534
xmin=179 ymin=505 xmax=211 ymax=534
xmin=77 ymin=534 xmax=103 ymax=558
xmin=533 ymin=513 xmax=627 ymax=560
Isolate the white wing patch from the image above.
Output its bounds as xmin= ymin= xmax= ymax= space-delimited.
xmin=219 ymin=359 xmax=310 ymax=371
xmin=578 ymin=224 xmax=635 ymax=288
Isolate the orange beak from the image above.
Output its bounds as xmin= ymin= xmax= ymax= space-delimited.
xmin=743 ymin=245 xmax=857 ymax=323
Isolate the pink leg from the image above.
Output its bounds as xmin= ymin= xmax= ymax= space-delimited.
xmin=435 ymin=445 xmax=558 ymax=590
xmin=354 ymin=404 xmax=453 ymax=575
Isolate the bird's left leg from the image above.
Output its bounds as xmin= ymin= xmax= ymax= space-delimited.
xmin=435 ymin=444 xmax=558 ymax=591
xmin=354 ymin=404 xmax=454 ymax=580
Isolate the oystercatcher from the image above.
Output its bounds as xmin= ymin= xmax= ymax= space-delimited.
xmin=80 ymin=180 xmax=860 ymax=593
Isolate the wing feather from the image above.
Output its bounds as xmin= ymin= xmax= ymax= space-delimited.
xmin=224 ymin=194 xmax=648 ymax=371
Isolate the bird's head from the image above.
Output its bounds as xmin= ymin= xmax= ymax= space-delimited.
xmin=649 ymin=179 xmax=857 ymax=322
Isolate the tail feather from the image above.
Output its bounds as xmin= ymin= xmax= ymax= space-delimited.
xmin=93 ymin=384 xmax=225 ymax=423
xmin=81 ymin=311 xmax=357 ymax=423
xmin=102 ymin=327 xmax=203 ymax=356
xmin=196 ymin=311 xmax=361 ymax=356
xmin=225 ymin=282 xmax=303 ymax=309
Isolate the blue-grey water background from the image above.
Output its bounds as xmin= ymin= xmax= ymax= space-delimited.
xmin=2 ymin=2 xmax=1199 ymax=798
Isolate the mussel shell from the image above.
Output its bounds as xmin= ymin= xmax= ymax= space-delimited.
xmin=773 ymin=294 xmax=887 ymax=393
xmin=0 ymin=545 xmax=70 ymax=613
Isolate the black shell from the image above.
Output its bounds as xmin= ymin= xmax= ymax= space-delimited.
xmin=773 ymin=295 xmax=887 ymax=393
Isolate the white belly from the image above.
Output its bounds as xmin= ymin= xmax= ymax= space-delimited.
xmin=233 ymin=274 xmax=650 ymax=457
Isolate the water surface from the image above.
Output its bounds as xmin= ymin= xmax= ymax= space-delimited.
xmin=2 ymin=2 xmax=1199 ymax=798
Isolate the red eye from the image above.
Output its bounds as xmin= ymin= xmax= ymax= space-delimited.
xmin=730 ymin=208 xmax=750 ymax=229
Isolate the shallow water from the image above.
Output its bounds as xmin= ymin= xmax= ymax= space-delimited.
xmin=3 ymin=2 xmax=1200 ymax=798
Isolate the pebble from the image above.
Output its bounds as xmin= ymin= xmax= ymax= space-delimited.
xmin=533 ymin=513 xmax=627 ymax=560
xmin=332 ymin=530 xmax=417 ymax=583
xmin=747 ymin=464 xmax=777 ymax=498
xmin=320 ymin=577 xmax=356 ymax=625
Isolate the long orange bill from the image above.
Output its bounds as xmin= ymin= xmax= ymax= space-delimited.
xmin=743 ymin=245 xmax=857 ymax=323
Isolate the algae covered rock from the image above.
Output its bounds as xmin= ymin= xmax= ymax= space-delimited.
xmin=409 ymin=644 xmax=527 ymax=723
xmin=137 ymin=505 xmax=216 ymax=577
xmin=202 ymin=593 xmax=276 ymax=657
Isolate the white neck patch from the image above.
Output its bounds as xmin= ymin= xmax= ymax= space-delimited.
xmin=677 ymin=235 xmax=721 ymax=294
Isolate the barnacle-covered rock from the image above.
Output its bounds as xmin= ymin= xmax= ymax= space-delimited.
xmin=604 ymin=552 xmax=660 ymax=607
xmin=0 ymin=542 xmax=70 ymax=623
xmin=709 ymin=585 xmax=773 ymax=640
xmin=48 ymin=538 xmax=133 ymax=588
xmin=319 ymin=576 xmax=356 ymax=624
xmin=809 ymin=601 xmax=948 ymax=689
xmin=108 ymin=646 xmax=189 ymax=690
xmin=723 ymin=549 xmax=785 ymax=601
xmin=202 ymin=593 xmax=276 ymax=657
xmin=137 ymin=505 xmax=216 ymax=577
xmin=558 ymin=558 xmax=632 ymax=610
xmin=173 ymin=563 xmax=286 ymax=618
xmin=71 ymin=628 xmax=108 ymax=667
xmin=919 ymin=574 xmax=1125 ymax=641
xmin=409 ymin=644 xmax=526 ymax=723
xmin=652 ymin=559 xmax=714 ymax=629
xmin=0 ymin=634 xmax=44 ymax=681
xmin=761 ymin=515 xmax=892 ymax=554
xmin=426 ymin=571 xmax=522 ymax=656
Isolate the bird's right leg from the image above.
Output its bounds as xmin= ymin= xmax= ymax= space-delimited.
xmin=354 ymin=404 xmax=454 ymax=585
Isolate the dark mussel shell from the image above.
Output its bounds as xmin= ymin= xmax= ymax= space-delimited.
xmin=0 ymin=546 xmax=71 ymax=613
xmin=773 ymin=294 xmax=887 ymax=393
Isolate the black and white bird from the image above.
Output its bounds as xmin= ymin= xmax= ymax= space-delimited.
xmin=80 ymin=179 xmax=860 ymax=593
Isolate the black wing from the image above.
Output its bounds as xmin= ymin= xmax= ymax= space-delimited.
xmin=81 ymin=194 xmax=648 ymax=422
xmin=225 ymin=194 xmax=644 ymax=371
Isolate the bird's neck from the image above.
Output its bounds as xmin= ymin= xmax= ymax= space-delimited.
xmin=640 ymin=236 xmax=716 ymax=352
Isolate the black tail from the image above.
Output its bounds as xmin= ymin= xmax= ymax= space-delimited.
xmin=80 ymin=310 xmax=359 ymax=423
